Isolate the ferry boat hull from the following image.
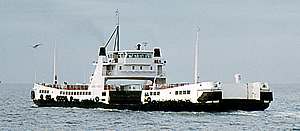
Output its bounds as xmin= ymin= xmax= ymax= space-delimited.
xmin=32 ymin=99 xmax=270 ymax=111
xmin=32 ymin=90 xmax=272 ymax=111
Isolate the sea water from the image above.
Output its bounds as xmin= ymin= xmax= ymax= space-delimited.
xmin=0 ymin=83 xmax=299 ymax=130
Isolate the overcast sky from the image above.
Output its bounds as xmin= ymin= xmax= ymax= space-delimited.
xmin=1 ymin=0 xmax=300 ymax=84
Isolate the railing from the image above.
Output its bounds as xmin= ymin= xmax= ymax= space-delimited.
xmin=102 ymin=83 xmax=193 ymax=90
xmin=37 ymin=83 xmax=89 ymax=90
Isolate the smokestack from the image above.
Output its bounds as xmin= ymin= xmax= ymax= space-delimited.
xmin=136 ymin=43 xmax=141 ymax=50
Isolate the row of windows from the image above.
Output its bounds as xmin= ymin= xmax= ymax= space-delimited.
xmin=108 ymin=53 xmax=152 ymax=59
xmin=119 ymin=66 xmax=153 ymax=70
xmin=175 ymin=90 xmax=191 ymax=95
xmin=145 ymin=91 xmax=160 ymax=96
xmin=39 ymin=90 xmax=49 ymax=94
xmin=127 ymin=54 xmax=152 ymax=58
xmin=60 ymin=91 xmax=91 ymax=95
xmin=66 ymin=85 xmax=88 ymax=89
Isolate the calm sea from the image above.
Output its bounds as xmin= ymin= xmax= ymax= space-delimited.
xmin=0 ymin=83 xmax=299 ymax=130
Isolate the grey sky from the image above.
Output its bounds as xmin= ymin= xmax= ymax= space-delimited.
xmin=0 ymin=0 xmax=299 ymax=84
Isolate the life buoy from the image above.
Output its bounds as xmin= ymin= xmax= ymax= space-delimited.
xmin=31 ymin=91 xmax=35 ymax=99
xmin=147 ymin=97 xmax=151 ymax=102
xmin=95 ymin=97 xmax=100 ymax=102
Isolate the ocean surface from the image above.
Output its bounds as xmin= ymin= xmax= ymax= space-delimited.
xmin=0 ymin=83 xmax=299 ymax=130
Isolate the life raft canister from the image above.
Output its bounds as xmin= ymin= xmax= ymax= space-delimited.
xmin=31 ymin=91 xmax=35 ymax=99
xmin=40 ymin=94 xmax=43 ymax=100
xmin=70 ymin=96 xmax=73 ymax=102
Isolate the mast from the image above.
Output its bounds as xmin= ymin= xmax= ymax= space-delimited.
xmin=114 ymin=9 xmax=120 ymax=51
xmin=53 ymin=40 xmax=57 ymax=84
xmin=194 ymin=27 xmax=200 ymax=84
xmin=105 ymin=9 xmax=120 ymax=51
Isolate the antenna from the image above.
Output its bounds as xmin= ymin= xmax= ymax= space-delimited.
xmin=83 ymin=69 xmax=86 ymax=83
xmin=53 ymin=40 xmax=57 ymax=84
xmin=116 ymin=9 xmax=119 ymax=26
xmin=34 ymin=68 xmax=36 ymax=83
xmin=114 ymin=9 xmax=120 ymax=51
xmin=142 ymin=41 xmax=147 ymax=50
xmin=195 ymin=27 xmax=200 ymax=84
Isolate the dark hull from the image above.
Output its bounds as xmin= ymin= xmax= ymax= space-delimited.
xmin=33 ymin=99 xmax=270 ymax=112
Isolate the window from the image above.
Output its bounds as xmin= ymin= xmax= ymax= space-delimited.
xmin=39 ymin=90 xmax=41 ymax=93
xmin=183 ymin=91 xmax=186 ymax=95
xmin=157 ymin=92 xmax=160 ymax=95
xmin=127 ymin=54 xmax=132 ymax=58
xmin=102 ymin=92 xmax=106 ymax=96
xmin=80 ymin=92 xmax=82 ymax=95
xmin=133 ymin=54 xmax=137 ymax=58
xmin=150 ymin=66 xmax=153 ymax=70
xmin=140 ymin=66 xmax=142 ymax=70
xmin=179 ymin=91 xmax=182 ymax=95
xmin=83 ymin=92 xmax=86 ymax=95
xmin=101 ymin=99 xmax=105 ymax=101
xmin=60 ymin=91 xmax=62 ymax=94
xmin=153 ymin=92 xmax=156 ymax=95
xmin=132 ymin=66 xmax=135 ymax=70
xmin=150 ymin=92 xmax=153 ymax=95
xmin=89 ymin=92 xmax=91 ymax=95
xmin=175 ymin=91 xmax=178 ymax=95
xmin=187 ymin=90 xmax=191 ymax=94
xmin=138 ymin=54 xmax=143 ymax=58
xmin=119 ymin=66 xmax=122 ymax=70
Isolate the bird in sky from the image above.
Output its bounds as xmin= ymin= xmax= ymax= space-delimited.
xmin=31 ymin=43 xmax=42 ymax=48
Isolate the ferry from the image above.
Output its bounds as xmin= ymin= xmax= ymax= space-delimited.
xmin=31 ymin=12 xmax=273 ymax=111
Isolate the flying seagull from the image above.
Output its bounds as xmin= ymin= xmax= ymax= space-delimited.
xmin=31 ymin=43 xmax=42 ymax=48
